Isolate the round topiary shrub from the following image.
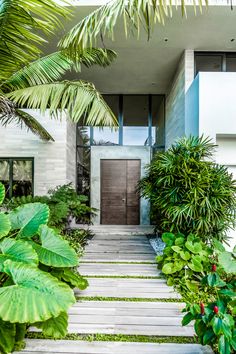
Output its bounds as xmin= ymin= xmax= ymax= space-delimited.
xmin=139 ymin=136 xmax=236 ymax=242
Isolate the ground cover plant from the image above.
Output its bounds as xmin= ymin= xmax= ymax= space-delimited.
xmin=139 ymin=136 xmax=236 ymax=243
xmin=0 ymin=182 xmax=88 ymax=353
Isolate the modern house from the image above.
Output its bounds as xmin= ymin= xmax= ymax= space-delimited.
xmin=1 ymin=2 xmax=236 ymax=242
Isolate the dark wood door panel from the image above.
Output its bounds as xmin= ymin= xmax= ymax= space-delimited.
xmin=101 ymin=159 xmax=140 ymax=225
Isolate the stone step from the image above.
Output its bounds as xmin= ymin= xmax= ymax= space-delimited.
xmin=75 ymin=278 xmax=180 ymax=299
xmin=82 ymin=253 xmax=155 ymax=262
xmin=17 ymin=340 xmax=213 ymax=354
xmin=79 ymin=263 xmax=160 ymax=276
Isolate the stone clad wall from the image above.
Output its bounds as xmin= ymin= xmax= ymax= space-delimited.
xmin=165 ymin=50 xmax=194 ymax=148
xmin=0 ymin=109 xmax=76 ymax=195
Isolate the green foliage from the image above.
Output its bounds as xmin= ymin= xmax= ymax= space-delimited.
xmin=157 ymin=232 xmax=212 ymax=293
xmin=182 ymin=268 xmax=236 ymax=354
xmin=0 ymin=182 xmax=88 ymax=353
xmin=6 ymin=183 xmax=95 ymax=231
xmin=140 ymin=136 xmax=236 ymax=242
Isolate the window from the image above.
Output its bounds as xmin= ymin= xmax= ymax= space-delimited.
xmin=123 ymin=95 xmax=149 ymax=146
xmin=195 ymin=52 xmax=236 ymax=76
xmin=0 ymin=158 xmax=33 ymax=198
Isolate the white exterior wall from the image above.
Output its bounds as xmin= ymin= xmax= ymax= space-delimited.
xmin=165 ymin=50 xmax=194 ymax=148
xmin=185 ymin=72 xmax=236 ymax=249
xmin=0 ymin=110 xmax=76 ymax=195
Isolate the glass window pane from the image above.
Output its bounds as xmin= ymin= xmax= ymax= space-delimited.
xmin=93 ymin=127 xmax=119 ymax=145
xmin=103 ymin=95 xmax=119 ymax=118
xmin=77 ymin=126 xmax=90 ymax=146
xmin=0 ymin=160 xmax=10 ymax=198
xmin=123 ymin=95 xmax=148 ymax=126
xmin=152 ymin=95 xmax=165 ymax=147
xmin=226 ymin=56 xmax=236 ymax=72
xmin=12 ymin=160 xmax=33 ymax=197
xmin=77 ymin=147 xmax=90 ymax=197
xmin=123 ymin=127 xmax=149 ymax=146
xmin=195 ymin=55 xmax=222 ymax=74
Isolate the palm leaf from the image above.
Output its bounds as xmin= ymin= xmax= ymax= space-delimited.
xmin=7 ymin=81 xmax=118 ymax=127
xmin=0 ymin=238 xmax=38 ymax=272
xmin=3 ymin=48 xmax=117 ymax=91
xmin=0 ymin=0 xmax=70 ymax=80
xmin=59 ymin=0 xmax=207 ymax=50
xmin=10 ymin=203 xmax=50 ymax=239
xmin=0 ymin=260 xmax=75 ymax=323
xmin=31 ymin=225 xmax=78 ymax=268
xmin=0 ymin=108 xmax=54 ymax=141
xmin=0 ymin=182 xmax=5 ymax=205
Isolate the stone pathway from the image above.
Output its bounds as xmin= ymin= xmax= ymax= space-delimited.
xmin=20 ymin=229 xmax=213 ymax=354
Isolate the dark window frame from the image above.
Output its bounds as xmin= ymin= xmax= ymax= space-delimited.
xmin=0 ymin=157 xmax=34 ymax=198
xmin=194 ymin=51 xmax=236 ymax=76
xmin=76 ymin=94 xmax=165 ymax=148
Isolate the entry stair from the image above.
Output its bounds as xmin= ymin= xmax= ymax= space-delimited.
xmin=19 ymin=227 xmax=213 ymax=354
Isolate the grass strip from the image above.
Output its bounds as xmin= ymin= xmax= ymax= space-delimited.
xmin=27 ymin=332 xmax=195 ymax=344
xmin=80 ymin=261 xmax=156 ymax=264
xmin=76 ymin=296 xmax=182 ymax=302
xmin=83 ymin=275 xmax=162 ymax=279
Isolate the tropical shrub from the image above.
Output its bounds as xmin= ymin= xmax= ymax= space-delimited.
xmin=6 ymin=184 xmax=96 ymax=230
xmin=139 ymin=136 xmax=236 ymax=242
xmin=157 ymin=232 xmax=213 ymax=293
xmin=0 ymin=182 xmax=88 ymax=353
xmin=182 ymin=257 xmax=236 ymax=354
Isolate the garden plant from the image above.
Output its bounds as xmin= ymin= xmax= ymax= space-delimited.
xmin=0 ymin=182 xmax=88 ymax=353
xmin=140 ymin=136 xmax=236 ymax=242
xmin=140 ymin=136 xmax=236 ymax=354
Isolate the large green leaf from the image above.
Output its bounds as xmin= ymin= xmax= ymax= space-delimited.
xmin=9 ymin=203 xmax=49 ymax=238
xmin=35 ymin=312 xmax=68 ymax=339
xmin=218 ymin=251 xmax=236 ymax=274
xmin=0 ymin=260 xmax=75 ymax=323
xmin=51 ymin=268 xmax=88 ymax=290
xmin=0 ymin=183 xmax=5 ymax=205
xmin=0 ymin=213 xmax=11 ymax=239
xmin=31 ymin=225 xmax=78 ymax=268
xmin=0 ymin=238 xmax=38 ymax=271
xmin=0 ymin=319 xmax=16 ymax=354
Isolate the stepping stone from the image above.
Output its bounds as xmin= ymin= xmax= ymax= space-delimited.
xmin=75 ymin=278 xmax=180 ymax=299
xmin=17 ymin=339 xmax=213 ymax=353
xmin=79 ymin=263 xmax=160 ymax=276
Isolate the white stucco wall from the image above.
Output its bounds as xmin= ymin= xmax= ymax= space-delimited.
xmin=0 ymin=110 xmax=76 ymax=195
xmin=185 ymin=72 xmax=236 ymax=249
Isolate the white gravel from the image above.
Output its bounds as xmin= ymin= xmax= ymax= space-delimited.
xmin=149 ymin=236 xmax=165 ymax=255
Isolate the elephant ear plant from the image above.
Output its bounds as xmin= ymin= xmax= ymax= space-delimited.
xmin=0 ymin=182 xmax=88 ymax=354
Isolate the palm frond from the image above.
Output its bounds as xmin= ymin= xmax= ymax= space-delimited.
xmin=7 ymin=81 xmax=118 ymax=127
xmin=0 ymin=0 xmax=70 ymax=81
xmin=3 ymin=48 xmax=117 ymax=91
xmin=59 ymin=0 xmax=207 ymax=50
xmin=0 ymin=96 xmax=54 ymax=141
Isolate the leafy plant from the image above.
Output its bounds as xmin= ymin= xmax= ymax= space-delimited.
xmin=0 ymin=182 xmax=88 ymax=353
xmin=6 ymin=183 xmax=96 ymax=230
xmin=157 ymin=232 xmax=212 ymax=293
xmin=182 ymin=265 xmax=236 ymax=354
xmin=140 ymin=136 xmax=236 ymax=242
xmin=0 ymin=0 xmax=118 ymax=141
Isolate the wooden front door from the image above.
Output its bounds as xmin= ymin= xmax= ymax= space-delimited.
xmin=101 ymin=159 xmax=140 ymax=225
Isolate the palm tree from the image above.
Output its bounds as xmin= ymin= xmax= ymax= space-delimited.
xmin=0 ymin=0 xmax=118 ymax=141
xmin=59 ymin=0 xmax=208 ymax=51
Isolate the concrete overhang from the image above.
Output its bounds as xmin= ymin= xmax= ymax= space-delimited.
xmin=49 ymin=1 xmax=236 ymax=94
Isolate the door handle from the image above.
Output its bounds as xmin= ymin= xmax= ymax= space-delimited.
xmin=122 ymin=198 xmax=126 ymax=202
